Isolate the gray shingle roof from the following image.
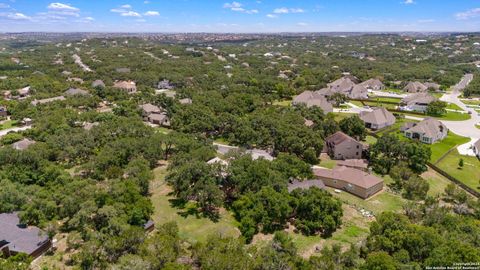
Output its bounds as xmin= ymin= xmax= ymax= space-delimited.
xmin=359 ymin=107 xmax=396 ymax=126
xmin=288 ymin=179 xmax=326 ymax=193
xmin=0 ymin=213 xmax=49 ymax=255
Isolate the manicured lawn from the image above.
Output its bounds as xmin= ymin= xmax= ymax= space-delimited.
xmin=349 ymin=100 xmax=364 ymax=107
xmin=332 ymin=112 xmax=355 ymax=121
xmin=368 ymin=96 xmax=402 ymax=103
xmin=461 ymin=99 xmax=480 ymax=106
xmin=362 ymin=101 xmax=397 ymax=110
xmin=375 ymin=118 xmax=418 ymax=137
xmin=446 ymin=103 xmax=464 ymax=111
xmin=327 ymin=187 xmax=405 ymax=215
xmin=0 ymin=120 xmax=18 ymax=130
xmin=430 ymin=132 xmax=470 ymax=163
xmin=319 ymin=154 xmax=337 ymax=169
xmin=436 ymin=150 xmax=480 ymax=191
xmin=398 ymin=111 xmax=470 ymax=121
xmin=150 ymin=166 xmax=240 ymax=243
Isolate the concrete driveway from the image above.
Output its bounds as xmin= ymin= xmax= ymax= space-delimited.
xmin=0 ymin=125 xmax=32 ymax=137
xmin=439 ymin=74 xmax=479 ymax=156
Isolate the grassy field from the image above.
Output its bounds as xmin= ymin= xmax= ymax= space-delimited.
xmin=332 ymin=112 xmax=356 ymax=121
xmin=429 ymin=132 xmax=471 ymax=163
xmin=327 ymin=187 xmax=405 ymax=215
xmin=273 ymin=100 xmax=292 ymax=106
xmin=461 ymin=99 xmax=480 ymax=106
xmin=436 ymin=150 xmax=480 ymax=191
xmin=375 ymin=118 xmax=417 ymax=137
xmin=0 ymin=120 xmax=18 ymax=130
xmin=365 ymin=135 xmax=377 ymax=145
xmin=446 ymin=103 xmax=464 ymax=111
xmin=368 ymin=96 xmax=402 ymax=103
xmin=150 ymin=166 xmax=240 ymax=243
xmin=399 ymin=111 xmax=471 ymax=121
xmin=319 ymin=154 xmax=337 ymax=169
xmin=421 ymin=168 xmax=453 ymax=197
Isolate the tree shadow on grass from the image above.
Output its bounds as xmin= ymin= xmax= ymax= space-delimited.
xmin=168 ymin=197 xmax=220 ymax=222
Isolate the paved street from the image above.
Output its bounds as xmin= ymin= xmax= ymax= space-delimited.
xmin=0 ymin=125 xmax=32 ymax=137
xmin=439 ymin=74 xmax=479 ymax=156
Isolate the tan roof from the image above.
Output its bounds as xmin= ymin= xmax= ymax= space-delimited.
xmin=349 ymin=84 xmax=368 ymax=99
xmin=405 ymin=118 xmax=447 ymax=138
xmin=359 ymin=107 xmax=396 ymax=126
xmin=328 ymin=77 xmax=355 ymax=93
xmin=12 ymin=138 xmax=36 ymax=151
xmin=292 ymin=91 xmax=333 ymax=113
xmin=140 ymin=103 xmax=162 ymax=114
xmin=314 ymin=166 xmax=383 ymax=189
xmin=401 ymin=92 xmax=437 ymax=106
xmin=31 ymin=96 xmax=66 ymax=106
xmin=65 ymin=88 xmax=90 ymax=96
xmin=148 ymin=113 xmax=169 ymax=122
xmin=403 ymin=81 xmax=428 ymax=93
xmin=113 ymin=80 xmax=136 ymax=90
xmin=325 ymin=131 xmax=359 ymax=146
xmin=336 ymin=159 xmax=368 ymax=170
xmin=424 ymin=82 xmax=440 ymax=90
xmin=359 ymin=79 xmax=384 ymax=89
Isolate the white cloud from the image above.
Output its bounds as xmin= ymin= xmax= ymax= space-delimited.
xmin=403 ymin=0 xmax=414 ymax=4
xmin=417 ymin=19 xmax=434 ymax=23
xmin=121 ymin=11 xmax=141 ymax=17
xmin=266 ymin=14 xmax=277 ymax=18
xmin=456 ymin=8 xmax=480 ymax=20
xmin=273 ymin=7 xmax=305 ymax=14
xmin=297 ymin=22 xmax=308 ymax=26
xmin=121 ymin=4 xmax=132 ymax=9
xmin=144 ymin=11 xmax=159 ymax=16
xmin=0 ymin=3 xmax=10 ymax=8
xmin=6 ymin=12 xmax=31 ymax=20
xmin=47 ymin=2 xmax=79 ymax=12
xmin=223 ymin=2 xmax=257 ymax=14
xmin=223 ymin=2 xmax=242 ymax=9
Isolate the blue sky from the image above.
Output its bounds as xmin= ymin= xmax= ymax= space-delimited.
xmin=0 ymin=0 xmax=479 ymax=32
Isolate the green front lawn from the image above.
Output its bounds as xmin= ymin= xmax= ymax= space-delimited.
xmin=398 ymin=111 xmax=471 ymax=121
xmin=429 ymin=132 xmax=471 ymax=163
xmin=368 ymin=96 xmax=402 ymax=103
xmin=446 ymin=103 xmax=464 ymax=111
xmin=436 ymin=150 xmax=480 ymax=191
xmin=421 ymin=168 xmax=453 ymax=197
xmin=273 ymin=100 xmax=292 ymax=107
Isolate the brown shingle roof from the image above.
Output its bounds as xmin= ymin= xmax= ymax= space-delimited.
xmin=359 ymin=107 xmax=396 ymax=126
xmin=313 ymin=166 xmax=383 ymax=189
xmin=405 ymin=118 xmax=447 ymax=138
xmin=325 ymin=131 xmax=358 ymax=146
xmin=336 ymin=159 xmax=369 ymax=170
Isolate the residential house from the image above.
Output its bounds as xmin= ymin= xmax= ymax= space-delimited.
xmin=92 ymin=80 xmax=105 ymax=88
xmin=400 ymin=92 xmax=437 ymax=112
xmin=179 ymin=98 xmax=193 ymax=105
xmin=116 ymin=67 xmax=131 ymax=73
xmin=287 ymin=179 xmax=326 ymax=193
xmin=83 ymin=122 xmax=99 ymax=131
xmin=143 ymin=220 xmax=155 ymax=233
xmin=0 ymin=106 xmax=7 ymax=117
xmin=403 ymin=81 xmax=428 ymax=93
xmin=349 ymin=84 xmax=368 ymax=99
xmin=148 ymin=113 xmax=170 ymax=127
xmin=324 ymin=131 xmax=364 ymax=160
xmin=17 ymin=86 xmax=31 ymax=98
xmin=0 ymin=213 xmax=51 ymax=259
xmin=359 ymin=107 xmax=396 ymax=130
xmin=158 ymin=79 xmax=174 ymax=90
xmin=424 ymin=82 xmax=441 ymax=91
xmin=359 ymin=79 xmax=385 ymax=90
xmin=113 ymin=81 xmax=137 ymax=94
xmin=31 ymin=96 xmax=66 ymax=106
xmin=64 ymin=88 xmax=90 ymax=97
xmin=327 ymin=77 xmax=356 ymax=95
xmin=403 ymin=118 xmax=448 ymax=144
xmin=292 ymin=91 xmax=333 ymax=113
xmin=314 ymin=166 xmax=384 ymax=199
xmin=473 ymin=139 xmax=480 ymax=159
xmin=12 ymin=138 xmax=36 ymax=151
xmin=140 ymin=103 xmax=162 ymax=117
